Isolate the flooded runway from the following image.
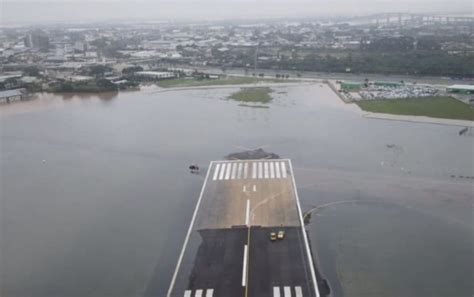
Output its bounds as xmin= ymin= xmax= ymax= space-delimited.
xmin=1 ymin=83 xmax=472 ymax=297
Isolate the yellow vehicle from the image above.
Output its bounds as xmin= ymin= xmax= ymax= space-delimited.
xmin=270 ymin=232 xmax=277 ymax=241
xmin=277 ymin=230 xmax=285 ymax=239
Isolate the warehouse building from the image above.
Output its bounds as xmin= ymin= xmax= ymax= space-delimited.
xmin=134 ymin=71 xmax=175 ymax=80
xmin=447 ymin=85 xmax=474 ymax=95
xmin=340 ymin=81 xmax=365 ymax=91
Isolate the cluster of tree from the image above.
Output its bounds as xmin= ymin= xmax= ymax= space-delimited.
xmin=361 ymin=36 xmax=444 ymax=52
xmin=362 ymin=36 xmax=415 ymax=52
xmin=23 ymin=66 xmax=41 ymax=77
xmin=53 ymin=79 xmax=118 ymax=93
xmin=254 ymin=51 xmax=474 ymax=77
xmin=122 ymin=66 xmax=144 ymax=75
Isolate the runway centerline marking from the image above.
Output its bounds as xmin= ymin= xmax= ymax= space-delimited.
xmin=242 ymin=245 xmax=248 ymax=287
xmin=245 ymin=199 xmax=250 ymax=226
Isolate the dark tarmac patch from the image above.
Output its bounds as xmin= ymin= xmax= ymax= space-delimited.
xmin=226 ymin=148 xmax=279 ymax=160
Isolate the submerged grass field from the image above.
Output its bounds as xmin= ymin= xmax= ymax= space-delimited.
xmin=156 ymin=76 xmax=291 ymax=88
xmin=356 ymin=96 xmax=474 ymax=121
xmin=228 ymin=87 xmax=273 ymax=103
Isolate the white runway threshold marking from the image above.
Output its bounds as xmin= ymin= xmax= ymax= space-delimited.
xmin=237 ymin=163 xmax=243 ymax=179
xmin=231 ymin=163 xmax=237 ymax=179
xmin=295 ymin=286 xmax=303 ymax=297
xmin=224 ymin=163 xmax=232 ymax=180
xmin=212 ymin=164 xmax=220 ymax=181
xmin=218 ymin=163 xmax=226 ymax=180
xmin=284 ymin=286 xmax=291 ymax=297
xmin=275 ymin=162 xmax=281 ymax=178
xmin=281 ymin=162 xmax=287 ymax=178
xmin=273 ymin=287 xmax=281 ymax=297
xmin=214 ymin=161 xmax=291 ymax=181
xmin=242 ymin=245 xmax=248 ymax=287
xmin=205 ymin=289 xmax=214 ymax=297
xmin=195 ymin=289 xmax=203 ymax=297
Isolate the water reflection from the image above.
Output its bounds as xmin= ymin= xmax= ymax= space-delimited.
xmin=1 ymin=84 xmax=472 ymax=297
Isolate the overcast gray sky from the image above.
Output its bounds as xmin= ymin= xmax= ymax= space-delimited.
xmin=1 ymin=0 xmax=472 ymax=25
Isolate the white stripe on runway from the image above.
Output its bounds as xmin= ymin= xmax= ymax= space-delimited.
xmin=242 ymin=245 xmax=248 ymax=287
xmin=273 ymin=287 xmax=281 ymax=297
xmin=219 ymin=163 xmax=226 ymax=180
xmin=237 ymin=163 xmax=243 ymax=179
xmin=275 ymin=162 xmax=281 ymax=178
xmin=184 ymin=290 xmax=192 ymax=297
xmin=244 ymin=163 xmax=248 ymax=179
xmin=206 ymin=289 xmax=214 ymax=297
xmin=212 ymin=164 xmax=220 ymax=181
xmin=295 ymin=286 xmax=303 ymax=297
xmin=245 ymin=199 xmax=250 ymax=226
xmin=264 ymin=162 xmax=269 ymax=179
xmin=251 ymin=162 xmax=257 ymax=179
xmin=281 ymin=162 xmax=287 ymax=178
xmin=224 ymin=163 xmax=232 ymax=180
xmin=195 ymin=289 xmax=203 ymax=297
xmin=258 ymin=162 xmax=263 ymax=179
xmin=270 ymin=162 xmax=275 ymax=178
xmin=284 ymin=286 xmax=291 ymax=297
xmin=231 ymin=163 xmax=237 ymax=179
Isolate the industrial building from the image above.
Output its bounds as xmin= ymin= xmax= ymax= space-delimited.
xmin=339 ymin=81 xmax=365 ymax=91
xmin=0 ymin=89 xmax=27 ymax=104
xmin=447 ymin=85 xmax=474 ymax=95
xmin=134 ymin=71 xmax=176 ymax=80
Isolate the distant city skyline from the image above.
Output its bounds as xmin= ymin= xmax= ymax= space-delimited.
xmin=1 ymin=0 xmax=472 ymax=25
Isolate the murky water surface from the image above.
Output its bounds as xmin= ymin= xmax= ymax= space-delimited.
xmin=1 ymin=84 xmax=472 ymax=297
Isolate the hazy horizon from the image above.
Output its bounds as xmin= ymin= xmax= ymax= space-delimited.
xmin=1 ymin=0 xmax=472 ymax=26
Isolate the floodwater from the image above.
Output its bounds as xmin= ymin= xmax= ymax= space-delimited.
xmin=1 ymin=84 xmax=472 ymax=297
